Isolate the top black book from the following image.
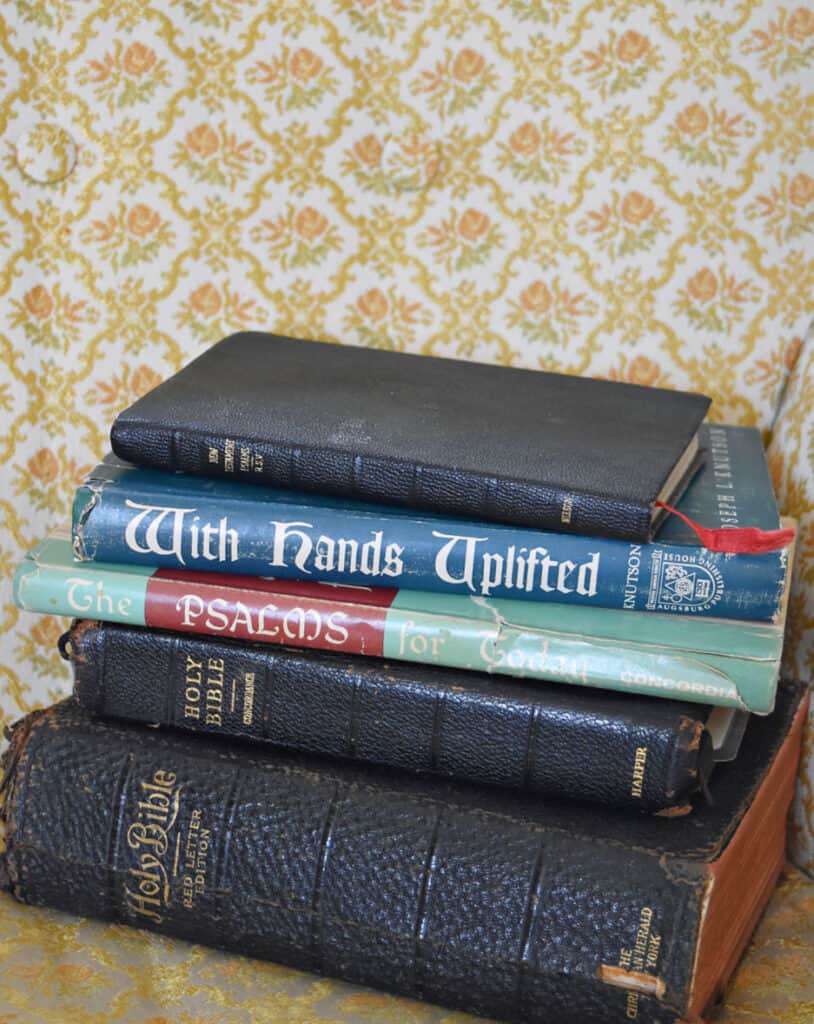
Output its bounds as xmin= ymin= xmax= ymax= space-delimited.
xmin=110 ymin=332 xmax=710 ymax=542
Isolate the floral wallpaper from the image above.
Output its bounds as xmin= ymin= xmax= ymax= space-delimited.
xmin=0 ymin=0 xmax=813 ymax=1018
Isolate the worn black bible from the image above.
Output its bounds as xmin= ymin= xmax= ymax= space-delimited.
xmin=64 ymin=619 xmax=722 ymax=813
xmin=110 ymin=332 xmax=710 ymax=541
xmin=1 ymin=683 xmax=806 ymax=1023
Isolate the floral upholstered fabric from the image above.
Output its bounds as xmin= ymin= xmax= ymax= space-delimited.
xmin=1 ymin=867 xmax=813 ymax=1023
xmin=0 ymin=1 xmax=813 ymax=1019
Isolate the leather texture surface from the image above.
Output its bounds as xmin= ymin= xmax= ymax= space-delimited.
xmin=110 ymin=332 xmax=710 ymax=540
xmin=67 ymin=619 xmax=714 ymax=812
xmin=1 ymin=684 xmax=804 ymax=1024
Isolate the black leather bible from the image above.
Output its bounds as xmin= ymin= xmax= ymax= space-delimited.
xmin=2 ymin=683 xmax=806 ymax=1024
xmin=63 ymin=619 xmax=720 ymax=813
xmin=109 ymin=333 xmax=710 ymax=541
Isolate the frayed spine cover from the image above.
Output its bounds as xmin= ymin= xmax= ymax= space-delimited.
xmin=0 ymin=708 xmax=47 ymax=894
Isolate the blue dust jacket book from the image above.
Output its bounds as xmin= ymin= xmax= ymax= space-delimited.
xmin=73 ymin=424 xmax=787 ymax=621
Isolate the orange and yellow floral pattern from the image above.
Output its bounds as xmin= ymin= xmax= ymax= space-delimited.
xmin=1 ymin=1 xmax=813 ymax=1017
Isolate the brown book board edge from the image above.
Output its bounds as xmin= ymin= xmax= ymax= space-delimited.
xmin=688 ymin=690 xmax=810 ymax=1021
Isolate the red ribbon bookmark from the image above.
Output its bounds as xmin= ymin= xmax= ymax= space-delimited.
xmin=655 ymin=501 xmax=795 ymax=554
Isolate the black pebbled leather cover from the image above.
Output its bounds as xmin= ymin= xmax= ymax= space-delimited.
xmin=1 ymin=683 xmax=804 ymax=1024
xmin=109 ymin=332 xmax=710 ymax=540
xmin=65 ymin=619 xmax=715 ymax=813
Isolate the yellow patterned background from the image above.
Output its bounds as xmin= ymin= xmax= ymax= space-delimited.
xmin=1 ymin=1 xmax=813 ymax=1020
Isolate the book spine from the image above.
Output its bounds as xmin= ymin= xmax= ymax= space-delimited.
xmin=66 ymin=620 xmax=712 ymax=813
xmin=110 ymin=422 xmax=654 ymax=541
xmin=1 ymin=701 xmax=699 ymax=1023
xmin=72 ymin=473 xmax=786 ymax=621
xmin=12 ymin=550 xmax=767 ymax=710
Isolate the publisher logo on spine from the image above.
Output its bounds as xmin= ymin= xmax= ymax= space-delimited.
xmin=647 ymin=551 xmax=723 ymax=613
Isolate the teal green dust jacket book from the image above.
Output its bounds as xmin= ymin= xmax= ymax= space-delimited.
xmin=14 ymin=535 xmax=791 ymax=712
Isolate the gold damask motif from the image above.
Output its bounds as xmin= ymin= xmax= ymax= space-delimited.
xmin=0 ymin=1 xmax=813 ymax=1015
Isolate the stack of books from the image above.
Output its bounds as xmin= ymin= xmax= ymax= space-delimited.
xmin=3 ymin=333 xmax=807 ymax=1024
